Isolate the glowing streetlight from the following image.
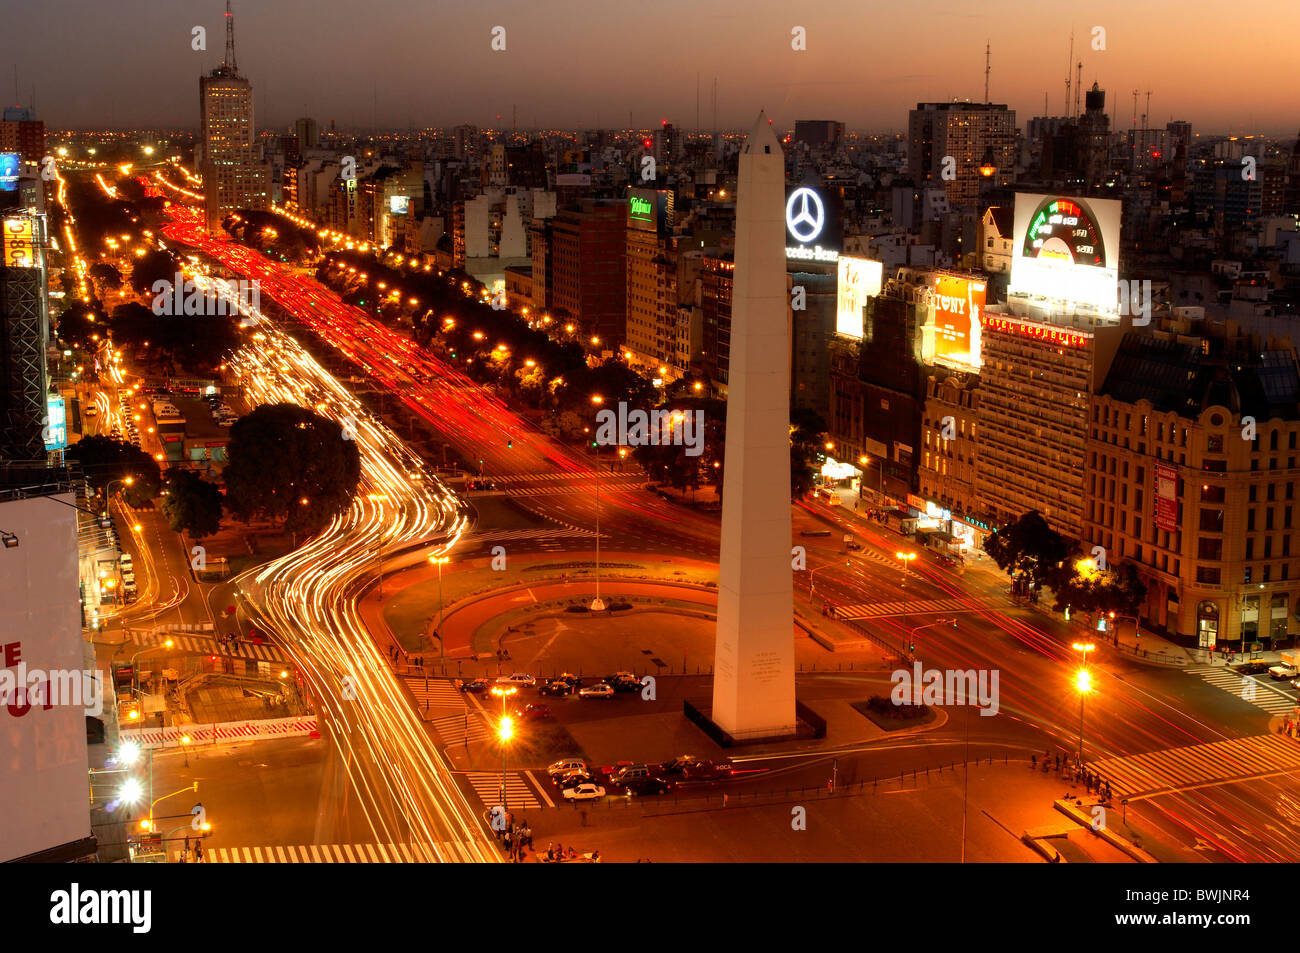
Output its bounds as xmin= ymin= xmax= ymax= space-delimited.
xmin=1073 ymin=642 xmax=1096 ymax=769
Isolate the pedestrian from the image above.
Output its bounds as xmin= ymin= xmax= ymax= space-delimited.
xmin=546 ymin=842 xmax=553 ymax=861
xmin=1054 ymin=754 xmax=1060 ymax=772
xmin=1031 ymin=754 xmax=1037 ymax=769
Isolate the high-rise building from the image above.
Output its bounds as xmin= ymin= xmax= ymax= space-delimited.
xmin=976 ymin=311 xmax=1124 ymax=540
xmin=700 ymin=255 xmax=733 ymax=392
xmin=1086 ymin=315 xmax=1300 ymax=648
xmin=625 ymin=189 xmax=680 ymax=372
xmin=793 ymin=120 xmax=843 ymax=150
xmin=294 ymin=116 xmax=318 ymax=151
xmin=908 ymin=102 xmax=1016 ymax=207
xmin=199 ymin=2 xmax=267 ymax=235
xmin=0 ymin=468 xmax=95 ymax=863
xmin=0 ymin=107 xmax=44 ymax=165
xmin=545 ymin=201 xmax=626 ymax=346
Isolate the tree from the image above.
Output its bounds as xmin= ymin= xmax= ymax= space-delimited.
xmin=983 ymin=511 xmax=1071 ymax=589
xmin=1051 ymin=560 xmax=1147 ymax=617
xmin=789 ymin=407 xmax=827 ymax=499
xmin=159 ymin=469 xmax=224 ymax=539
xmin=65 ymin=435 xmax=162 ymax=507
xmin=130 ymin=248 xmax=179 ymax=297
xmin=222 ymin=403 xmax=362 ymax=536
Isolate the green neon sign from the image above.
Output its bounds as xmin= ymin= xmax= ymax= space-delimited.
xmin=630 ymin=196 xmax=654 ymax=220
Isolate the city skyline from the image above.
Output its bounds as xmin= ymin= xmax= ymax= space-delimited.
xmin=3 ymin=0 xmax=1297 ymax=136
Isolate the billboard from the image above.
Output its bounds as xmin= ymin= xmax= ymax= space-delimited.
xmin=388 ymin=195 xmax=410 ymax=215
xmin=835 ymin=256 xmax=883 ymax=339
xmin=44 ymin=397 xmax=67 ymax=451
xmin=628 ymin=188 xmax=673 ymax=234
xmin=785 ymin=186 xmax=841 ymax=263
xmin=0 ymin=495 xmax=92 ymax=861
xmin=1008 ymin=193 xmax=1121 ymax=313
xmin=1154 ymin=464 xmax=1178 ymax=532
xmin=3 ymin=216 xmax=37 ymax=268
xmin=0 ymin=152 xmax=18 ymax=191
xmin=923 ymin=274 xmax=987 ymax=369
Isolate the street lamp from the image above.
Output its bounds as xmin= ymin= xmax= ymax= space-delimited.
xmin=490 ymin=686 xmax=517 ymax=823
xmin=1073 ymin=642 xmax=1096 ymax=770
xmin=429 ymin=555 xmax=450 ymax=658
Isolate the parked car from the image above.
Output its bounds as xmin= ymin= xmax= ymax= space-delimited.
xmin=553 ymin=673 xmax=584 ymax=688
xmin=1268 ymin=664 xmax=1299 ymax=680
xmin=85 ymin=405 xmax=98 ymax=417
xmin=458 ymin=678 xmax=490 ymax=694
xmin=561 ymin=782 xmax=606 ymax=802
xmin=579 ymin=683 xmax=614 ymax=699
xmin=547 ymin=758 xmax=588 ymax=778
xmin=119 ymin=553 xmax=133 ymax=570
xmin=495 ymin=673 xmax=536 ymax=687
xmin=538 ymin=680 xmax=573 ymax=697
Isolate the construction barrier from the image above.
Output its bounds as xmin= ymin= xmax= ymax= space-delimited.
xmin=119 ymin=715 xmax=318 ymax=749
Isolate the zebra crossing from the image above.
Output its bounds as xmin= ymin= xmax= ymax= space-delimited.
xmin=399 ymin=674 xmax=467 ymax=710
xmin=431 ymin=710 xmax=496 ymax=745
xmin=832 ymin=597 xmax=972 ymax=620
xmin=1186 ymin=666 xmax=1300 ymax=715
xmin=1091 ymin=733 xmax=1300 ymax=799
xmin=185 ymin=841 xmax=487 ymax=863
xmin=123 ymin=628 xmax=286 ymax=663
xmin=464 ymin=770 xmax=550 ymax=810
xmin=458 ymin=528 xmax=596 ymax=545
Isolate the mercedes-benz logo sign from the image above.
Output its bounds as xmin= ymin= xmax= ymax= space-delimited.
xmin=786 ymin=187 xmax=825 ymax=244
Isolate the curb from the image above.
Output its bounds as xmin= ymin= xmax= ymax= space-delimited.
xmin=1020 ymin=832 xmax=1063 ymax=863
xmin=1054 ymin=798 xmax=1157 ymax=863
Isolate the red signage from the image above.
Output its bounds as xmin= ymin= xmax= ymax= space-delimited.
xmin=980 ymin=315 xmax=1088 ymax=349
xmin=1154 ymin=464 xmax=1178 ymax=532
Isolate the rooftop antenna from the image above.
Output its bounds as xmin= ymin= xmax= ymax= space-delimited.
xmin=1074 ymin=62 xmax=1083 ymax=119
xmin=696 ymin=72 xmax=700 ymax=132
xmin=984 ymin=41 xmax=991 ymax=104
xmin=1064 ymin=31 xmax=1073 ymax=117
xmin=224 ymin=0 xmax=237 ymax=73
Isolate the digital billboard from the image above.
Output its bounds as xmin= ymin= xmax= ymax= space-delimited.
xmin=835 ymin=256 xmax=882 ymax=339
xmin=628 ymin=188 xmax=673 ymax=234
xmin=1008 ymin=194 xmax=1121 ymax=313
xmin=3 ymin=217 xmax=37 ymax=268
xmin=44 ymin=397 xmax=67 ymax=451
xmin=923 ymin=274 xmax=987 ymax=370
xmin=0 ymin=153 xmax=18 ymax=191
xmin=785 ymin=186 xmax=841 ymax=263
xmin=389 ymin=195 xmax=410 ymax=215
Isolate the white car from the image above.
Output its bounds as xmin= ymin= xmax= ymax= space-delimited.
xmin=579 ymin=683 xmax=614 ymax=699
xmin=495 ymin=673 xmax=536 ymax=687
xmin=85 ymin=405 xmax=99 ymax=417
xmin=561 ymin=782 xmax=606 ymax=802
xmin=547 ymin=758 xmax=588 ymax=779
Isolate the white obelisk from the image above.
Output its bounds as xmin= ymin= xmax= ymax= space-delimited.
xmin=710 ymin=111 xmax=796 ymax=739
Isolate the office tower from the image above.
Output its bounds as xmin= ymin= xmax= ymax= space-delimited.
xmin=294 ymin=116 xmax=319 ymax=151
xmin=908 ymin=102 xmax=1016 ymax=207
xmin=793 ymin=120 xmax=843 ymax=150
xmin=199 ymin=2 xmax=266 ymax=235
xmin=0 ymin=107 xmax=45 ymax=164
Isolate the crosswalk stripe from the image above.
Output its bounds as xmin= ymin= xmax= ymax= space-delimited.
xmin=287 ymin=845 xmax=300 ymax=862
xmin=1093 ymin=733 xmax=1300 ymax=797
xmin=340 ymin=844 xmax=356 ymax=863
xmin=401 ymin=675 xmax=467 ymax=710
xmin=218 ymin=847 xmax=230 ymax=863
xmin=1185 ymin=667 xmax=1299 ymax=714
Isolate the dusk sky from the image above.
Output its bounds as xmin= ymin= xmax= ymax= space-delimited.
xmin=4 ymin=0 xmax=1296 ymax=135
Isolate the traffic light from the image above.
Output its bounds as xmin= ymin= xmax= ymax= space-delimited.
xmin=507 ymin=439 xmax=512 ymax=448
xmin=909 ymin=642 xmax=915 ymax=653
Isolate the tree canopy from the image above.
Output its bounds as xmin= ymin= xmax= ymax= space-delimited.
xmin=65 ymin=435 xmax=162 ymax=507
xmin=983 ymin=510 xmax=1071 ymax=589
xmin=160 ymin=469 xmax=224 ymax=540
xmin=222 ymin=403 xmax=362 ymax=536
